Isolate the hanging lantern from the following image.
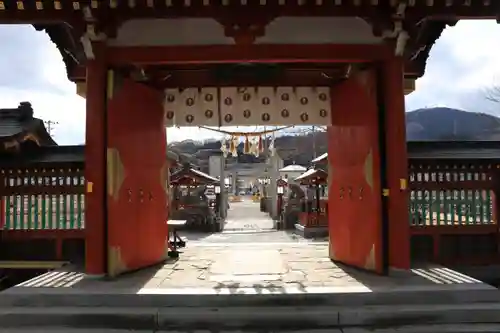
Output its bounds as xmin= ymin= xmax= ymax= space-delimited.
xmin=231 ymin=136 xmax=239 ymax=157
xmin=258 ymin=136 xmax=263 ymax=152
xmin=252 ymin=138 xmax=260 ymax=157
xmin=220 ymin=137 xmax=229 ymax=158
xmin=269 ymin=136 xmax=276 ymax=156
xmin=244 ymin=135 xmax=250 ymax=154
xmin=229 ymin=136 xmax=235 ymax=154
xmin=220 ymin=137 xmax=226 ymax=152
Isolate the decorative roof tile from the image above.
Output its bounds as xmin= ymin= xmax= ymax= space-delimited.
xmin=0 ymin=102 xmax=56 ymax=150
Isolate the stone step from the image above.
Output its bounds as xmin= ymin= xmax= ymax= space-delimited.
xmin=0 ymin=303 xmax=499 ymax=330
xmin=343 ymin=325 xmax=500 ymax=333
xmin=4 ymin=327 xmax=500 ymax=333
xmin=1 ymin=285 xmax=499 ymax=308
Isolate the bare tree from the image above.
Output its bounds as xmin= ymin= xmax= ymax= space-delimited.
xmin=486 ymin=83 xmax=500 ymax=104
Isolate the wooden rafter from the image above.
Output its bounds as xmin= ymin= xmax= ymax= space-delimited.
xmin=0 ymin=1 xmax=497 ymax=22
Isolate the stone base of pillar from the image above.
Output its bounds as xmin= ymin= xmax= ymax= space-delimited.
xmin=294 ymin=224 xmax=328 ymax=239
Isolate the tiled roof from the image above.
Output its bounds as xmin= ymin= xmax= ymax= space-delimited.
xmin=171 ymin=164 xmax=219 ymax=184
xmin=279 ymin=164 xmax=307 ymax=172
xmin=0 ymin=102 xmax=56 ymax=148
xmin=407 ymin=141 xmax=500 ymax=160
xmin=0 ymin=145 xmax=83 ymax=168
xmin=0 ymin=145 xmax=181 ymax=167
xmin=312 ymin=141 xmax=500 ymax=164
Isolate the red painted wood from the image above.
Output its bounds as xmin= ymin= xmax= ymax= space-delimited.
xmin=328 ymin=71 xmax=384 ymax=274
xmin=410 ymin=224 xmax=498 ymax=235
xmin=2 ymin=229 xmax=84 ymax=240
xmin=0 ymin=198 xmax=5 ymax=230
xmin=299 ymin=212 xmax=308 ymax=226
xmin=107 ymin=44 xmax=391 ymax=65
xmin=106 ymin=78 xmax=168 ymax=277
xmin=84 ymin=44 xmax=107 ymax=275
xmin=382 ymin=58 xmax=410 ymax=270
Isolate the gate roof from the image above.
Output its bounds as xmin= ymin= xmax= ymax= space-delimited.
xmin=0 ymin=2 xmax=494 ymax=81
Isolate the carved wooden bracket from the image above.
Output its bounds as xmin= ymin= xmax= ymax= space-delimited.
xmin=215 ymin=14 xmax=276 ymax=45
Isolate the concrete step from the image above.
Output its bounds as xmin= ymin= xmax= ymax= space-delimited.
xmin=342 ymin=325 xmax=500 ymax=333
xmin=3 ymin=327 xmax=500 ymax=333
xmin=1 ymin=285 xmax=500 ymax=308
xmin=0 ymin=303 xmax=500 ymax=330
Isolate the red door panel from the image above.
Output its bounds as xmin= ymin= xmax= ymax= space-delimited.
xmin=328 ymin=73 xmax=385 ymax=273
xmin=106 ymin=78 xmax=167 ymax=277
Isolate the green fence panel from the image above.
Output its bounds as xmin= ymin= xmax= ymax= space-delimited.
xmin=409 ymin=189 xmax=495 ymax=226
xmin=2 ymin=194 xmax=86 ymax=230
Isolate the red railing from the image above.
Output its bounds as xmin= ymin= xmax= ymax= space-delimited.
xmin=408 ymin=160 xmax=499 ymax=266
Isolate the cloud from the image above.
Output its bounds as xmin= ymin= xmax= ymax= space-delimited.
xmin=0 ymin=25 xmax=85 ymax=145
xmin=406 ymin=20 xmax=500 ymax=115
xmin=0 ymin=20 xmax=498 ymax=145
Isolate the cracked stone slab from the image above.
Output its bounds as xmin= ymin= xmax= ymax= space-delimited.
xmin=210 ymin=274 xmax=282 ymax=283
xmin=210 ymin=249 xmax=287 ymax=275
xmin=283 ymin=270 xmax=307 ymax=283
xmin=190 ymin=260 xmax=213 ymax=270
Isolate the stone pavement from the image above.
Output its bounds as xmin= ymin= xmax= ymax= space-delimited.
xmin=178 ymin=200 xmax=327 ymax=244
xmin=4 ymin=244 xmax=498 ymax=332
xmin=10 ymin=242 xmax=484 ymax=292
xmin=223 ymin=199 xmax=275 ymax=231
xmin=73 ymin=243 xmax=471 ymax=291
xmin=6 ymin=198 xmax=483 ymax=292
xmin=179 ymin=229 xmax=311 ymax=244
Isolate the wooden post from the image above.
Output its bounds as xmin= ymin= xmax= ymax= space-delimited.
xmin=0 ymin=198 xmax=4 ymax=230
xmin=84 ymin=43 xmax=107 ymax=276
xmin=0 ymin=174 xmax=5 ymax=230
xmin=382 ymin=57 xmax=411 ymax=269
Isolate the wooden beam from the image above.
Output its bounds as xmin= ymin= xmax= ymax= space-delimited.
xmin=76 ymin=82 xmax=86 ymax=98
xmin=68 ymin=65 xmax=86 ymax=81
xmin=71 ymin=64 xmax=420 ymax=91
xmin=1 ymin=229 xmax=85 ymax=240
xmin=0 ymin=261 xmax=68 ymax=269
xmin=404 ymin=78 xmax=416 ymax=95
xmin=404 ymin=60 xmax=424 ymax=78
xmin=107 ymin=44 xmax=392 ymax=65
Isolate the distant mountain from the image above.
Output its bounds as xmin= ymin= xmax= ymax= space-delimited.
xmin=169 ymin=107 xmax=500 ymax=168
xmin=406 ymin=107 xmax=500 ymax=141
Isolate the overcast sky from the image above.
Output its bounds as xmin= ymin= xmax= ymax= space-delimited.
xmin=0 ymin=20 xmax=498 ymax=145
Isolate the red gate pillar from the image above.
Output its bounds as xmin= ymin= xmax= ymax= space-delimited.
xmin=382 ymin=58 xmax=410 ymax=269
xmin=84 ymin=44 xmax=107 ymax=275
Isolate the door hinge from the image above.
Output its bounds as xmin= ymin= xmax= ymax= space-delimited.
xmin=382 ymin=189 xmax=390 ymax=197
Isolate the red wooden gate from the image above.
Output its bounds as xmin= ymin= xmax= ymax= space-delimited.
xmin=106 ymin=77 xmax=168 ymax=277
xmin=328 ymin=73 xmax=386 ymax=273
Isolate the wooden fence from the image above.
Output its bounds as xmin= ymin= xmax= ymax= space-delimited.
xmin=408 ymin=160 xmax=498 ymax=265
xmin=1 ymin=167 xmax=85 ymax=231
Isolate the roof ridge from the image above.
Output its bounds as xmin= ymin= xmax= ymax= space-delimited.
xmin=0 ymin=102 xmax=34 ymax=120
